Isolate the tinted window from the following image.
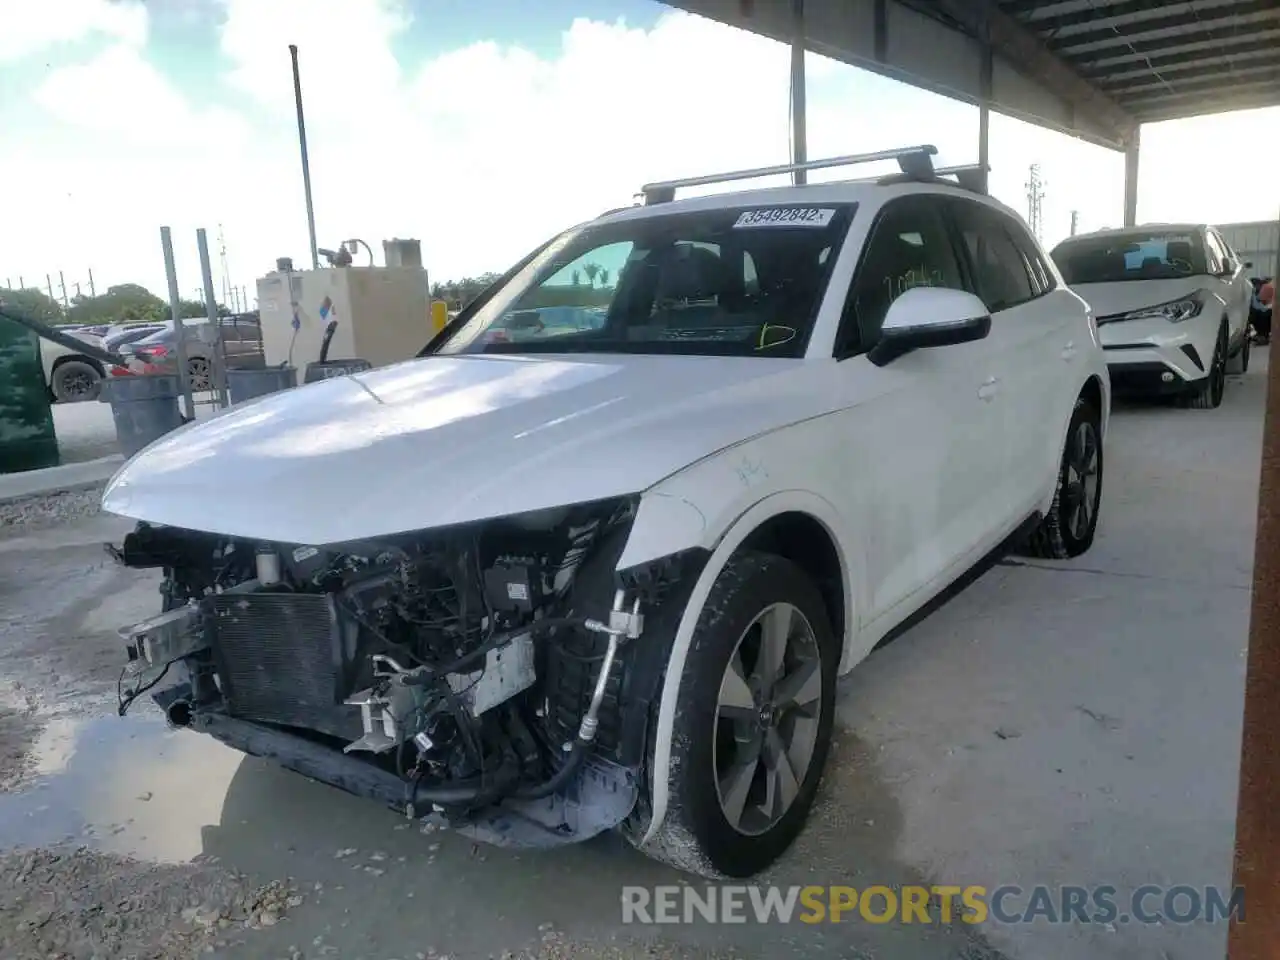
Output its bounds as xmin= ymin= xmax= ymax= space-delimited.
xmin=949 ymin=202 xmax=1036 ymax=311
xmin=1052 ymin=231 xmax=1207 ymax=284
xmin=840 ymin=198 xmax=964 ymax=355
xmin=435 ymin=205 xmax=853 ymax=359
xmin=1006 ymin=224 xmax=1054 ymax=295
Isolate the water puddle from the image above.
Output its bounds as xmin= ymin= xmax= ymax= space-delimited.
xmin=0 ymin=709 xmax=245 ymax=863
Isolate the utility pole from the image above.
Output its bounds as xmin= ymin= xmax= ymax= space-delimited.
xmin=289 ymin=44 xmax=320 ymax=270
xmin=1070 ymin=210 xmax=1079 ymax=236
xmin=58 ymin=271 xmax=68 ymax=308
xmin=46 ymin=275 xmax=54 ymax=303
xmin=87 ymin=268 xmax=96 ymax=298
xmin=218 ymin=223 xmax=233 ymax=309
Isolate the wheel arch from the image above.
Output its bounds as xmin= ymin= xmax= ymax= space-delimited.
xmin=633 ymin=489 xmax=856 ymax=849
xmin=51 ymin=353 xmax=105 ymax=378
xmin=1040 ymin=374 xmax=1108 ymax=516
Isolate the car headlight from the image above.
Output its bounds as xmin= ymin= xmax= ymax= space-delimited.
xmin=1121 ymin=292 xmax=1205 ymax=324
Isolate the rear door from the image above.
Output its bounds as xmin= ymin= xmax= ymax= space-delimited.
xmin=942 ymin=198 xmax=1067 ymax=524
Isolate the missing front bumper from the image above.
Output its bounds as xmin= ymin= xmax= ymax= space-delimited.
xmin=151 ymin=683 xmax=639 ymax=849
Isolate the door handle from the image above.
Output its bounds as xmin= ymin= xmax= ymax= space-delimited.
xmin=1061 ymin=341 xmax=1078 ymax=361
xmin=978 ymin=377 xmax=999 ymax=401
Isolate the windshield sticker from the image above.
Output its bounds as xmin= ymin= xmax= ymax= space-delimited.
xmin=734 ymin=207 xmax=835 ymax=229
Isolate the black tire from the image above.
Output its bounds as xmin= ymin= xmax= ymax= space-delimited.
xmin=1228 ymin=327 xmax=1251 ymax=375
xmin=1023 ymin=399 xmax=1103 ymax=560
xmin=637 ymin=551 xmax=838 ymax=878
xmin=1183 ymin=325 xmax=1227 ymax=409
xmin=51 ymin=359 xmax=102 ymax=402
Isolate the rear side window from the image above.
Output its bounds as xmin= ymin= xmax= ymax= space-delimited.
xmin=1007 ymin=226 xmax=1055 ymax=295
xmin=948 ymin=201 xmax=1036 ymax=312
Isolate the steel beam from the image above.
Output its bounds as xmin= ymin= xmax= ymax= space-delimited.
xmin=1122 ymin=128 xmax=1139 ymax=227
xmin=932 ymin=0 xmax=1136 ymax=146
xmin=790 ymin=0 xmax=807 ymax=186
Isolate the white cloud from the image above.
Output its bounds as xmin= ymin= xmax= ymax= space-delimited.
xmin=0 ymin=0 xmax=148 ymax=63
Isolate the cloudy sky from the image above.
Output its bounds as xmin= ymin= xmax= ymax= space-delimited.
xmin=1 ymin=0 xmax=1276 ymax=306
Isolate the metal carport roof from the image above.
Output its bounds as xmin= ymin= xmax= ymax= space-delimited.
xmin=663 ymin=1 xmax=1280 ymax=225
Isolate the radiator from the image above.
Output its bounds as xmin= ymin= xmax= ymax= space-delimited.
xmin=207 ymin=592 xmax=362 ymax=740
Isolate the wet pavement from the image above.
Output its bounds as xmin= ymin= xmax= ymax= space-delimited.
xmin=0 ymin=355 xmax=1264 ymax=959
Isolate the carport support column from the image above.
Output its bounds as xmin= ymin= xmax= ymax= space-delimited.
xmin=790 ymin=0 xmax=807 ymax=186
xmin=1229 ymin=253 xmax=1280 ymax=959
xmin=1122 ymin=126 xmax=1140 ymax=227
xmin=977 ymin=1 xmax=992 ymax=194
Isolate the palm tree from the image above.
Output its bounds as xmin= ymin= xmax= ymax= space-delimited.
xmin=572 ymin=269 xmax=582 ymax=286
xmin=599 ymin=268 xmax=611 ymax=288
xmin=582 ymin=263 xmax=600 ymax=288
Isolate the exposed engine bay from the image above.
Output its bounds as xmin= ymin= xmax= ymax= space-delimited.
xmin=108 ymin=497 xmax=700 ymax=847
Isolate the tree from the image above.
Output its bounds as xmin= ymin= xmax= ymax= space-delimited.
xmin=0 ymin=286 xmax=63 ymax=326
xmin=571 ymin=269 xmax=581 ymax=287
xmin=582 ymin=263 xmax=601 ymax=288
xmin=598 ymin=267 xmax=611 ymax=288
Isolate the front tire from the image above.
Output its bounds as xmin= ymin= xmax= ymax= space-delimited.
xmin=637 ymin=551 xmax=837 ymax=878
xmin=1023 ymin=399 xmax=1103 ymax=560
xmin=1227 ymin=328 xmax=1251 ymax=375
xmin=1183 ymin=324 xmax=1227 ymax=409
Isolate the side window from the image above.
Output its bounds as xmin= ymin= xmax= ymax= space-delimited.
xmin=949 ymin=201 xmax=1037 ymax=312
xmin=1207 ymin=230 xmax=1232 ymax=273
xmin=1203 ymin=231 xmax=1224 ymax=274
xmin=1006 ymin=223 xmax=1055 ymax=295
xmin=838 ymin=198 xmax=965 ymax=356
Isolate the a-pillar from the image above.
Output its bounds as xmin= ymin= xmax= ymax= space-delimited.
xmin=1122 ymin=126 xmax=1140 ymax=226
xmin=790 ymin=0 xmax=807 ymax=185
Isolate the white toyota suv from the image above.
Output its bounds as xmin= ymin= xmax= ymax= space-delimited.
xmin=106 ymin=146 xmax=1109 ymax=879
xmin=1051 ymin=224 xmax=1254 ymax=409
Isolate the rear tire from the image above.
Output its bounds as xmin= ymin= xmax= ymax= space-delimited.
xmin=1023 ymin=399 xmax=1103 ymax=560
xmin=51 ymin=360 xmax=102 ymax=402
xmin=636 ymin=551 xmax=837 ymax=878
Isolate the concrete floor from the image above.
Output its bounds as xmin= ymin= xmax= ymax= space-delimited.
xmin=0 ymin=354 xmax=1263 ymax=959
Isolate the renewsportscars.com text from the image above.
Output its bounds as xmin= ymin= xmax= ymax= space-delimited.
xmin=620 ymin=884 xmax=1245 ymax=926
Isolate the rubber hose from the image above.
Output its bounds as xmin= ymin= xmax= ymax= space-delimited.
xmin=511 ymin=738 xmax=589 ymax=801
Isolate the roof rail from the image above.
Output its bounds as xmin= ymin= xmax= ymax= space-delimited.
xmin=639 ymin=145 xmax=939 ymax=205
xmin=877 ymin=162 xmax=989 ymax=194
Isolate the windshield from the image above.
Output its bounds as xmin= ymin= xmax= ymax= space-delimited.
xmin=1052 ymin=231 xmax=1207 ymax=284
xmin=432 ymin=203 xmax=855 ymax=359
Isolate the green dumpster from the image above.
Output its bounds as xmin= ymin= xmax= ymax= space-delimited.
xmin=0 ymin=316 xmax=59 ymax=474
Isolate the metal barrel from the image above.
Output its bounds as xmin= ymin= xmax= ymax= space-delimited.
xmin=227 ymin=366 xmax=298 ymax=404
xmin=99 ymin=374 xmax=184 ymax=459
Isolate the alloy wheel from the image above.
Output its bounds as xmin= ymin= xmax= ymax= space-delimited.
xmin=188 ymin=358 xmax=212 ymax=392
xmin=63 ymin=371 xmax=96 ymax=400
xmin=1062 ymin=420 xmax=1100 ymax=540
xmin=713 ymin=602 xmax=824 ymax=837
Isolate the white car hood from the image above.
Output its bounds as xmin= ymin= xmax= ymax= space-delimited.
xmin=1070 ymin=276 xmax=1210 ymax=318
xmin=103 ymin=353 xmax=822 ymax=544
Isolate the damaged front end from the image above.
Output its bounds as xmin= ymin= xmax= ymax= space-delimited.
xmin=108 ymin=498 xmax=705 ymax=848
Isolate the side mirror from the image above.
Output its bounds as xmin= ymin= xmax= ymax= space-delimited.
xmin=867 ymin=287 xmax=992 ymax=367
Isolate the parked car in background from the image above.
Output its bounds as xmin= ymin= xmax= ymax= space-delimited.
xmin=107 ymin=148 xmax=1109 ymax=879
xmin=102 ymin=323 xmax=164 ymax=353
xmin=124 ymin=314 xmax=265 ymax=390
xmin=40 ymin=331 xmax=108 ymax=402
xmin=1051 ymin=223 xmax=1253 ymax=409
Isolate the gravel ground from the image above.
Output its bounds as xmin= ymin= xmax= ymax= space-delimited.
xmin=0 ymin=489 xmax=309 ymax=959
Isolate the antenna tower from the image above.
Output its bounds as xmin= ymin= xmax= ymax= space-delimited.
xmin=1025 ymin=164 xmax=1045 ymax=241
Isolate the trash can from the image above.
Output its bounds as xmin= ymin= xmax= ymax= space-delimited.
xmin=227 ymin=366 xmax=298 ymax=404
xmin=99 ymin=374 xmax=184 ymax=459
xmin=303 ymin=358 xmax=373 ymax=383
xmin=0 ymin=318 xmax=59 ymax=474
